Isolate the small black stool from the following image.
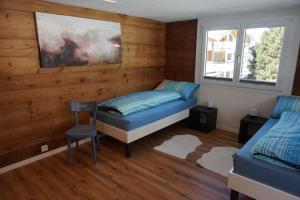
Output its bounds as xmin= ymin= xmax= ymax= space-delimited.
xmin=66 ymin=101 xmax=100 ymax=165
xmin=189 ymin=105 xmax=217 ymax=133
xmin=239 ymin=115 xmax=267 ymax=144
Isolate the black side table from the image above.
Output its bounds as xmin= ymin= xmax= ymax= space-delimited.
xmin=189 ymin=105 xmax=217 ymax=133
xmin=239 ymin=115 xmax=268 ymax=144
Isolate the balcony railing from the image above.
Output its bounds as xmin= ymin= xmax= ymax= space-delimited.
xmin=207 ymin=41 xmax=236 ymax=50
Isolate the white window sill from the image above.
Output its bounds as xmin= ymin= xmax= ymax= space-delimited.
xmin=198 ymin=81 xmax=283 ymax=95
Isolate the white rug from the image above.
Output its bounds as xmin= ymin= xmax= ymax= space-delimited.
xmin=197 ymin=147 xmax=239 ymax=177
xmin=154 ymin=135 xmax=202 ymax=159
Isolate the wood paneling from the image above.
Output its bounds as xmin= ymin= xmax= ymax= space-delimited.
xmin=0 ymin=0 xmax=165 ymax=167
xmin=165 ymin=20 xmax=197 ymax=82
xmin=0 ymin=123 xmax=252 ymax=200
xmin=292 ymin=46 xmax=300 ymax=95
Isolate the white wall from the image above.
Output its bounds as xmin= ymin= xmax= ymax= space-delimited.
xmin=196 ymin=86 xmax=277 ymax=133
xmin=195 ymin=7 xmax=300 ymax=133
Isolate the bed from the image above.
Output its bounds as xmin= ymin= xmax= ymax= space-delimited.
xmin=91 ymin=80 xmax=199 ymax=157
xmin=228 ymin=118 xmax=300 ymax=200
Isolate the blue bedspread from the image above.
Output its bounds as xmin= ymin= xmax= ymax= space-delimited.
xmin=97 ymin=98 xmax=197 ymax=131
xmin=98 ymin=91 xmax=181 ymax=116
xmin=233 ymin=119 xmax=300 ymax=197
xmin=251 ymin=111 xmax=300 ymax=170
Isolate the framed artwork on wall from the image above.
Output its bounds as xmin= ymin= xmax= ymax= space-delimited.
xmin=35 ymin=12 xmax=122 ymax=68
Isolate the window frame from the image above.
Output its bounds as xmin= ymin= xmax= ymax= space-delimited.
xmin=200 ymin=24 xmax=240 ymax=87
xmin=199 ymin=19 xmax=291 ymax=92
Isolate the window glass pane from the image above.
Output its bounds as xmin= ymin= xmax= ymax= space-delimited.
xmin=240 ymin=26 xmax=285 ymax=83
xmin=205 ymin=29 xmax=238 ymax=79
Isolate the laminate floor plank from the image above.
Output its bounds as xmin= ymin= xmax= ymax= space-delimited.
xmin=0 ymin=122 xmax=251 ymax=200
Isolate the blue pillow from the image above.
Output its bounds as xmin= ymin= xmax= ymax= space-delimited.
xmin=155 ymin=80 xmax=200 ymax=100
xmin=271 ymin=95 xmax=300 ymax=118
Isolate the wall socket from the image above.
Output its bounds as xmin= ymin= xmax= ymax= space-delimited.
xmin=41 ymin=144 xmax=48 ymax=153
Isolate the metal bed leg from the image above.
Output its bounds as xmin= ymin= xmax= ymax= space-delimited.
xmin=230 ymin=190 xmax=239 ymax=200
xmin=124 ymin=143 xmax=131 ymax=158
xmin=76 ymin=140 xmax=79 ymax=150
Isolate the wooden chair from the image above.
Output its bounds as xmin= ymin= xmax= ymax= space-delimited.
xmin=66 ymin=100 xmax=100 ymax=164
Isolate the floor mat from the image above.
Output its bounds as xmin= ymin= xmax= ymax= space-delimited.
xmin=197 ymin=147 xmax=239 ymax=177
xmin=154 ymin=135 xmax=202 ymax=159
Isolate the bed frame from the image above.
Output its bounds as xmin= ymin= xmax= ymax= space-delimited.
xmin=228 ymin=169 xmax=300 ymax=200
xmin=91 ymin=109 xmax=190 ymax=157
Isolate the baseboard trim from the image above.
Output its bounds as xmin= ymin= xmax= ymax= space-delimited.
xmin=217 ymin=125 xmax=238 ymax=134
xmin=0 ymin=138 xmax=90 ymax=174
xmin=0 ymin=125 xmax=237 ymax=175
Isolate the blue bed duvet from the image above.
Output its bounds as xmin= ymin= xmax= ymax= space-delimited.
xmin=97 ymin=98 xmax=197 ymax=131
xmin=251 ymin=111 xmax=300 ymax=170
xmin=233 ymin=119 xmax=300 ymax=197
xmin=98 ymin=91 xmax=181 ymax=116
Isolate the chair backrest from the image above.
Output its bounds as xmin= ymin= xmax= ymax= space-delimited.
xmin=70 ymin=101 xmax=97 ymax=127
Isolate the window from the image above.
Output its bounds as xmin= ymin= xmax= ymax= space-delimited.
xmin=228 ymin=34 xmax=233 ymax=42
xmin=204 ymin=29 xmax=238 ymax=79
xmin=227 ymin=53 xmax=233 ymax=61
xmin=213 ymin=51 xmax=225 ymax=63
xmin=240 ymin=27 xmax=285 ymax=85
xmin=200 ymin=21 xmax=288 ymax=90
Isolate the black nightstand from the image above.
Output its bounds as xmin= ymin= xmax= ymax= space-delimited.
xmin=189 ymin=105 xmax=217 ymax=133
xmin=239 ymin=115 xmax=268 ymax=144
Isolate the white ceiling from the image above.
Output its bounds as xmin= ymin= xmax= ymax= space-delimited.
xmin=47 ymin=0 xmax=300 ymax=22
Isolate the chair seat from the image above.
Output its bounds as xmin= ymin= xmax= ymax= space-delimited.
xmin=66 ymin=125 xmax=97 ymax=138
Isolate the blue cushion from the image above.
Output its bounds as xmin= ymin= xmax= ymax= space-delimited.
xmin=155 ymin=80 xmax=200 ymax=100
xmin=271 ymin=96 xmax=300 ymax=118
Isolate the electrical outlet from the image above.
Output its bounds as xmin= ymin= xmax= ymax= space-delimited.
xmin=41 ymin=144 xmax=48 ymax=153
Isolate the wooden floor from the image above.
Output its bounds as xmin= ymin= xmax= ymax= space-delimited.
xmin=0 ymin=122 xmax=251 ymax=200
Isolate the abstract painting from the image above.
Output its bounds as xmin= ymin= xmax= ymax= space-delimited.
xmin=35 ymin=12 xmax=122 ymax=68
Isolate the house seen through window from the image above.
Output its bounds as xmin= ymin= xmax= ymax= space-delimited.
xmin=204 ymin=29 xmax=238 ymax=79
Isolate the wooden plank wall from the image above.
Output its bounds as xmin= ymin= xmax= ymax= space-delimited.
xmin=165 ymin=20 xmax=197 ymax=82
xmin=292 ymin=46 xmax=300 ymax=95
xmin=0 ymin=0 xmax=165 ymax=167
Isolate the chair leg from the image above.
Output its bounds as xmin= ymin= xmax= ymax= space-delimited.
xmin=230 ymin=190 xmax=239 ymax=200
xmin=76 ymin=140 xmax=79 ymax=150
xmin=67 ymin=138 xmax=71 ymax=164
xmin=92 ymin=137 xmax=96 ymax=165
xmin=124 ymin=143 xmax=131 ymax=158
xmin=96 ymin=135 xmax=100 ymax=149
